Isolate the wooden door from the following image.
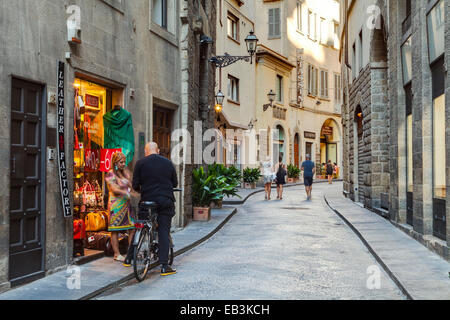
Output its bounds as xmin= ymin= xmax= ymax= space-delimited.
xmin=153 ymin=107 xmax=173 ymax=159
xmin=294 ymin=134 xmax=300 ymax=167
xmin=9 ymin=78 xmax=45 ymax=285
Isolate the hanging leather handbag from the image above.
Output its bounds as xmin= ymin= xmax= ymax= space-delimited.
xmin=85 ymin=212 xmax=107 ymax=232
xmin=73 ymin=219 xmax=86 ymax=240
xmin=74 ymin=192 xmax=83 ymax=206
xmin=86 ymin=232 xmax=110 ymax=251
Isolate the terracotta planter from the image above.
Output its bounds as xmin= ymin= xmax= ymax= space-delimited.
xmin=193 ymin=207 xmax=211 ymax=221
xmin=287 ymin=178 xmax=295 ymax=183
xmin=250 ymin=182 xmax=257 ymax=189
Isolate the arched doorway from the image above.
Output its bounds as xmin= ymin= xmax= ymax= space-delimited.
xmin=320 ymin=119 xmax=341 ymax=166
xmin=273 ymin=125 xmax=285 ymax=164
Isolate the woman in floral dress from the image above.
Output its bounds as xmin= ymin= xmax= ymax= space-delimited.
xmin=105 ymin=152 xmax=135 ymax=264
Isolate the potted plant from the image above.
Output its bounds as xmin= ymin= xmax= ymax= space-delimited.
xmin=243 ymin=168 xmax=261 ymax=189
xmin=287 ymin=164 xmax=301 ymax=183
xmin=192 ymin=167 xmax=221 ymax=221
xmin=207 ymin=164 xmax=241 ymax=208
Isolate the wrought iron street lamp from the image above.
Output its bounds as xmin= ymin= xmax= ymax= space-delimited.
xmin=263 ymin=90 xmax=276 ymax=112
xmin=210 ymin=31 xmax=259 ymax=68
xmin=215 ymin=90 xmax=225 ymax=113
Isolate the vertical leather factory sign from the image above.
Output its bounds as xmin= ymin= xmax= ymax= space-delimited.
xmin=57 ymin=61 xmax=72 ymax=218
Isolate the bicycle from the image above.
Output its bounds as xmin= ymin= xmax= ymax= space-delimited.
xmin=132 ymin=189 xmax=182 ymax=282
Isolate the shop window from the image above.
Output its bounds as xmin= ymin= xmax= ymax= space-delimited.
xmin=407 ymin=114 xmax=413 ymax=192
xmin=433 ymin=94 xmax=446 ymax=199
xmin=405 ymin=83 xmax=413 ymax=193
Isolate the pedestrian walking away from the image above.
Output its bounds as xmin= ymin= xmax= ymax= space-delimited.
xmin=105 ymin=152 xmax=136 ymax=265
xmin=326 ymin=160 xmax=334 ymax=184
xmin=301 ymin=154 xmax=316 ymax=201
xmin=132 ymin=142 xmax=179 ymax=276
xmin=261 ymin=157 xmax=274 ymax=201
xmin=275 ymin=156 xmax=287 ymax=200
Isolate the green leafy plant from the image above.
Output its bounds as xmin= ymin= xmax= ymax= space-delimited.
xmin=192 ymin=165 xmax=241 ymax=207
xmin=207 ymin=164 xmax=242 ymax=187
xmin=287 ymin=164 xmax=301 ymax=179
xmin=243 ymin=168 xmax=262 ymax=184
xmin=192 ymin=167 xmax=223 ymax=207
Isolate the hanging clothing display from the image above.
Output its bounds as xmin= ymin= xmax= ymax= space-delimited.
xmin=103 ymin=107 xmax=135 ymax=165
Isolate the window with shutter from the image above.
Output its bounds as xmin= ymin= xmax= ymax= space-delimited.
xmin=269 ymin=8 xmax=281 ymax=38
xmin=297 ymin=1 xmax=304 ymax=32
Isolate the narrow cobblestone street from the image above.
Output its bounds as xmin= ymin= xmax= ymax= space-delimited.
xmin=98 ymin=183 xmax=405 ymax=300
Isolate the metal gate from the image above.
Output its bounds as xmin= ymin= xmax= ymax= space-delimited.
xmin=433 ymin=199 xmax=446 ymax=240
xmin=9 ymin=78 xmax=45 ymax=286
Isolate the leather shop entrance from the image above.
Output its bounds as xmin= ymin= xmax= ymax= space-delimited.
xmin=72 ymin=77 xmax=133 ymax=260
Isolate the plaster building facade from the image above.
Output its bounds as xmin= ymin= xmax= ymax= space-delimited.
xmin=0 ymin=0 xmax=216 ymax=291
xmin=214 ymin=0 xmax=257 ymax=168
xmin=340 ymin=0 xmax=449 ymax=258
xmin=216 ymin=0 xmax=343 ymax=172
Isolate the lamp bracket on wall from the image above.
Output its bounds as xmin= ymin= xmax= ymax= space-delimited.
xmin=210 ymin=54 xmax=251 ymax=68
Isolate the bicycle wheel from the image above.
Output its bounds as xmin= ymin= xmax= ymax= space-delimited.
xmin=133 ymin=228 xmax=152 ymax=282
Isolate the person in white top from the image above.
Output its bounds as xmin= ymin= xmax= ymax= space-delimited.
xmin=261 ymin=157 xmax=274 ymax=200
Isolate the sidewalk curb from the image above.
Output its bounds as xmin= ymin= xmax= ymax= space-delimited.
xmin=80 ymin=208 xmax=238 ymax=300
xmin=224 ymin=180 xmax=343 ymax=205
xmin=323 ymin=195 xmax=413 ymax=300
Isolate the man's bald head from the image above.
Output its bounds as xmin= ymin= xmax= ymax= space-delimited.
xmin=145 ymin=142 xmax=160 ymax=156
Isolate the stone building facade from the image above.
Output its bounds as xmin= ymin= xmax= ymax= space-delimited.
xmin=340 ymin=0 xmax=449 ymax=259
xmin=0 ymin=0 xmax=216 ymax=291
xmin=340 ymin=0 xmax=390 ymax=210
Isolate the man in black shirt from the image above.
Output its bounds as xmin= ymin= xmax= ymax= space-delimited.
xmin=132 ymin=142 xmax=178 ymax=276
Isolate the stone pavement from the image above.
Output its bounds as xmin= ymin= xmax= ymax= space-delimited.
xmin=224 ymin=179 xmax=335 ymax=205
xmin=97 ymin=183 xmax=405 ymax=300
xmin=324 ymin=183 xmax=450 ymax=300
xmin=0 ymin=207 xmax=236 ymax=300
